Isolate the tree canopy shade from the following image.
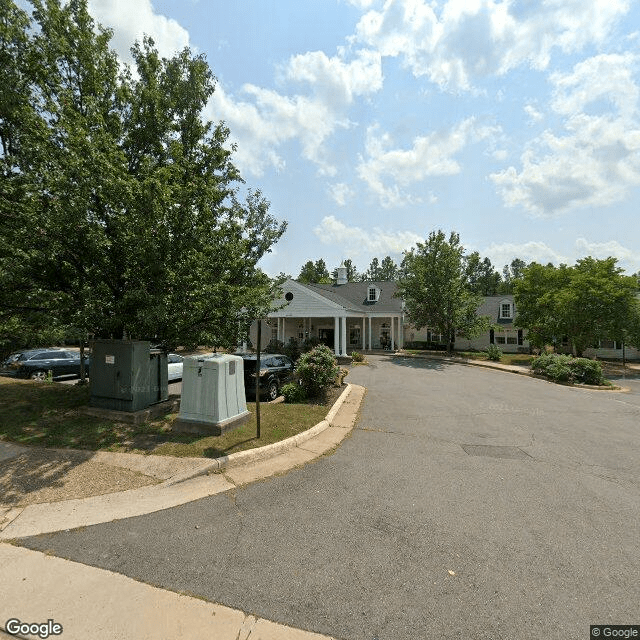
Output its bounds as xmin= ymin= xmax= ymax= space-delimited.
xmin=514 ymin=257 xmax=640 ymax=356
xmin=0 ymin=0 xmax=286 ymax=352
xmin=397 ymin=231 xmax=491 ymax=353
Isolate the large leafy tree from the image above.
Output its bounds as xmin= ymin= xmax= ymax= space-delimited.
xmin=397 ymin=231 xmax=491 ymax=353
xmin=464 ymin=252 xmax=501 ymax=295
xmin=0 ymin=0 xmax=285 ymax=352
xmin=297 ymin=259 xmax=331 ymax=284
xmin=514 ymin=258 xmax=640 ymax=356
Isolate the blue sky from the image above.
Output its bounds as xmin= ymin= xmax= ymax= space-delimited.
xmin=83 ymin=1 xmax=640 ymax=277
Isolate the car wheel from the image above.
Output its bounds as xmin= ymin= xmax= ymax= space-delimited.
xmin=29 ymin=370 xmax=47 ymax=381
xmin=267 ymin=380 xmax=279 ymax=401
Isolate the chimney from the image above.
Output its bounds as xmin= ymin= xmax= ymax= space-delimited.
xmin=336 ymin=262 xmax=348 ymax=285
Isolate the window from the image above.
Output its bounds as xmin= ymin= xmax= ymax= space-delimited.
xmin=599 ymin=339 xmax=620 ymax=349
xmin=271 ymin=327 xmax=278 ymax=341
xmin=350 ymin=326 xmax=361 ymax=345
xmin=495 ymin=336 xmax=506 ymax=344
xmin=507 ymin=336 xmax=517 ymax=345
xmin=500 ymin=303 xmax=512 ymax=319
xmin=368 ymin=287 xmax=377 ymax=302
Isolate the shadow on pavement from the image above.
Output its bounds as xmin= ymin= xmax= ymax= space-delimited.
xmin=389 ymin=356 xmax=448 ymax=371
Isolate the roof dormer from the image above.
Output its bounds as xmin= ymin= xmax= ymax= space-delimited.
xmin=367 ymin=285 xmax=380 ymax=303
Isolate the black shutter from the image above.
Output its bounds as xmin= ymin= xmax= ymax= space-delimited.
xmin=490 ymin=329 xmax=495 ymax=344
xmin=518 ymin=329 xmax=523 ymax=346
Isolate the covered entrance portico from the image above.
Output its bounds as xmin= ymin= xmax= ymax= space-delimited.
xmin=271 ymin=314 xmax=403 ymax=356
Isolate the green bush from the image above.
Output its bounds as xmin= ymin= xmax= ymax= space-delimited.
xmin=485 ymin=344 xmax=502 ymax=361
xmin=283 ymin=338 xmax=300 ymax=362
xmin=295 ymin=345 xmax=340 ymax=398
xmin=351 ymin=351 xmax=364 ymax=362
xmin=281 ymin=382 xmax=307 ymax=403
xmin=531 ymin=353 xmax=604 ymax=385
xmin=544 ymin=361 xmax=573 ymax=382
xmin=570 ymin=358 xmax=604 ymax=385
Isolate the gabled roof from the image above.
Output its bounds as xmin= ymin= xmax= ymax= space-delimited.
xmin=477 ymin=295 xmax=516 ymax=324
xmin=307 ymin=281 xmax=402 ymax=314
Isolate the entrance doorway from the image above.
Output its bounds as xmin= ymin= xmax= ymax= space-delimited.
xmin=318 ymin=328 xmax=334 ymax=348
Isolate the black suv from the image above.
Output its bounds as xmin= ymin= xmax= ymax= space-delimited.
xmin=1 ymin=348 xmax=90 ymax=381
xmin=241 ymin=353 xmax=294 ymax=401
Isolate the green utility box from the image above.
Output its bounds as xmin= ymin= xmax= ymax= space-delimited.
xmin=89 ymin=340 xmax=168 ymax=412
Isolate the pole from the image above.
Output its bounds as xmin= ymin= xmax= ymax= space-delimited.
xmin=256 ymin=320 xmax=261 ymax=439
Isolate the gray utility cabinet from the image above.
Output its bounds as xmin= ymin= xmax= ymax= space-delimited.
xmin=89 ymin=340 xmax=168 ymax=412
xmin=175 ymin=354 xmax=250 ymax=434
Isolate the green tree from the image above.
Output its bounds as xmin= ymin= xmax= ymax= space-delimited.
xmin=364 ymin=257 xmax=381 ymax=280
xmin=379 ymin=256 xmax=398 ymax=281
xmin=297 ymin=259 xmax=331 ymax=283
xmin=464 ymin=252 xmax=501 ymax=295
xmin=499 ymin=258 xmax=527 ymax=294
xmin=397 ymin=231 xmax=491 ymax=354
xmin=514 ymin=257 xmax=640 ymax=356
xmin=0 ymin=0 xmax=286 ymax=352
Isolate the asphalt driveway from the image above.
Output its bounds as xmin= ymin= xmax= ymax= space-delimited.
xmin=16 ymin=356 xmax=640 ymax=640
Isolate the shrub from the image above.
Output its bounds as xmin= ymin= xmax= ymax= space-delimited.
xmin=531 ymin=353 xmax=604 ymax=385
xmin=570 ymin=358 xmax=604 ymax=385
xmin=283 ymin=338 xmax=300 ymax=362
xmin=295 ymin=345 xmax=340 ymax=398
xmin=544 ymin=361 xmax=572 ymax=382
xmin=485 ymin=344 xmax=502 ymax=361
xmin=351 ymin=351 xmax=364 ymax=362
xmin=265 ymin=339 xmax=285 ymax=354
xmin=281 ymin=382 xmax=307 ymax=403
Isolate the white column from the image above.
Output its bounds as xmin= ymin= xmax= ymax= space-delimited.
xmin=362 ymin=317 xmax=365 ymax=350
xmin=334 ymin=317 xmax=340 ymax=355
xmin=368 ymin=317 xmax=372 ymax=350
xmin=398 ymin=316 xmax=403 ymax=349
xmin=391 ymin=316 xmax=395 ymax=350
xmin=341 ymin=316 xmax=347 ymax=356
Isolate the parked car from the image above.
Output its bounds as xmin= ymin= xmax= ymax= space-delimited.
xmin=167 ymin=353 xmax=184 ymax=382
xmin=0 ymin=348 xmax=90 ymax=381
xmin=241 ymin=353 xmax=294 ymax=401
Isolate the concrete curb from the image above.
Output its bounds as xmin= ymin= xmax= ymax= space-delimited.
xmin=163 ymin=384 xmax=354 ymax=485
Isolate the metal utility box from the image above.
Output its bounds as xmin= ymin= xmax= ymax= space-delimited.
xmin=174 ymin=354 xmax=250 ymax=435
xmin=89 ymin=340 xmax=168 ymax=412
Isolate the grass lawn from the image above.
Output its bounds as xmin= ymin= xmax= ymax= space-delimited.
xmin=0 ymin=377 xmax=332 ymax=458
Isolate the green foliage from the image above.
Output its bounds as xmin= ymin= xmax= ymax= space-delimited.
xmin=295 ymin=345 xmax=340 ymax=398
xmin=397 ymin=230 xmax=491 ymax=354
xmin=351 ymin=351 xmax=365 ymax=362
xmin=281 ymin=382 xmax=307 ymax=403
xmin=297 ymin=259 xmax=331 ymax=284
xmin=464 ymin=252 xmax=501 ymax=295
xmin=515 ymin=258 xmax=640 ymax=356
xmin=0 ymin=0 xmax=286 ymax=351
xmin=283 ymin=338 xmax=300 ymax=362
xmin=570 ymin=358 xmax=605 ymax=385
xmin=485 ymin=343 xmax=502 ymax=361
xmin=531 ymin=353 xmax=604 ymax=385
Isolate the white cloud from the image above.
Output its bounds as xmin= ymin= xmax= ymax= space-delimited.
xmin=314 ymin=215 xmax=422 ymax=255
xmin=491 ymin=53 xmax=640 ymax=216
xmin=353 ymin=0 xmax=630 ymax=90
xmin=524 ymin=104 xmax=544 ymax=124
xmin=482 ymin=238 xmax=640 ymax=273
xmin=358 ymin=117 xmax=500 ymax=206
xmin=88 ymin=0 xmax=190 ymax=61
xmin=328 ymin=183 xmax=355 ymax=206
xmin=575 ymin=238 xmax=640 ymax=272
xmin=483 ymin=241 xmax=570 ymax=268
xmin=209 ymin=49 xmax=382 ymax=177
